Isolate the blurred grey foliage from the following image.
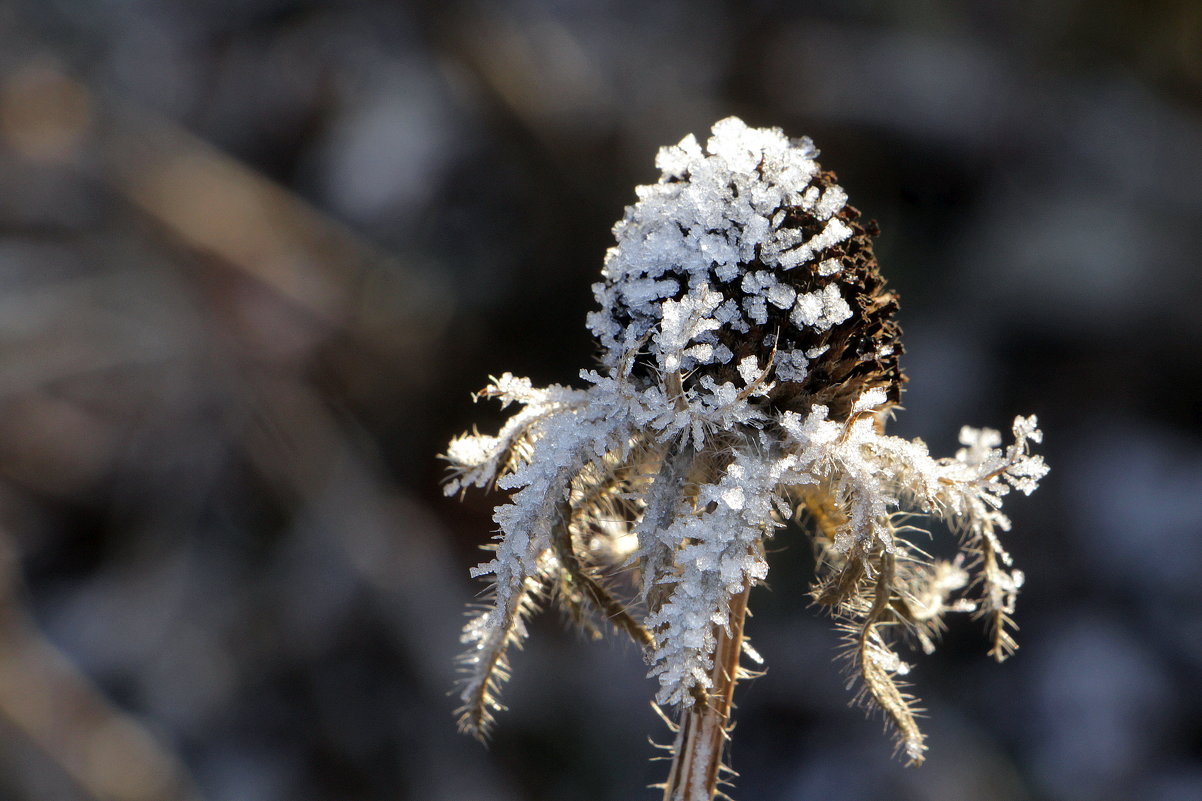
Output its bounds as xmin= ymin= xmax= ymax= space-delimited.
xmin=0 ymin=1 xmax=1200 ymax=800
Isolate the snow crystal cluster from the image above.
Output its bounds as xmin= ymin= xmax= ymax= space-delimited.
xmin=444 ymin=118 xmax=1047 ymax=780
xmin=587 ymin=116 xmax=902 ymax=423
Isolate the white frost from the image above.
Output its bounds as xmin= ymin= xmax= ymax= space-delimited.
xmin=791 ymin=283 xmax=853 ymax=331
xmin=447 ymin=118 xmax=1047 ymax=761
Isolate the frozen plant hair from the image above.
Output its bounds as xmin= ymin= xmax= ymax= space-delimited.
xmin=444 ymin=117 xmax=1047 ymax=800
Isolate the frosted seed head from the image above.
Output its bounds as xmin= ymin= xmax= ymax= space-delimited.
xmin=591 ymin=117 xmax=905 ymax=420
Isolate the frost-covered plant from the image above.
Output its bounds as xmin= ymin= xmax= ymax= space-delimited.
xmin=444 ymin=117 xmax=1047 ymax=800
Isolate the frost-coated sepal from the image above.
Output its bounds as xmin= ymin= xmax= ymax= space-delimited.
xmin=443 ymin=117 xmax=1047 ymax=797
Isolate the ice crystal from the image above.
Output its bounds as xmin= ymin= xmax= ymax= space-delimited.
xmin=444 ymin=118 xmax=1047 ymax=799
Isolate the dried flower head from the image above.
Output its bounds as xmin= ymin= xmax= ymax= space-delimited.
xmin=444 ymin=117 xmax=1047 ymax=799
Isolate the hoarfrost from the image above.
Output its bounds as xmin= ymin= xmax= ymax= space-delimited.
xmin=775 ymin=350 xmax=810 ymax=383
xmin=447 ymin=117 xmax=1046 ymax=778
xmin=791 ymin=284 xmax=853 ymax=331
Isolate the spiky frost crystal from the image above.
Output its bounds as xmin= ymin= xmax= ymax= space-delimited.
xmin=445 ymin=118 xmax=1047 ymax=791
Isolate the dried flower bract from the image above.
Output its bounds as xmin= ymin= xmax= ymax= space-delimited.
xmin=444 ymin=118 xmax=1047 ymax=799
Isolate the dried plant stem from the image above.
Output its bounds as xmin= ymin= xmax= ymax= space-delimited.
xmin=854 ymin=552 xmax=926 ymax=765
xmin=662 ymin=582 xmax=751 ymax=801
xmin=550 ymin=504 xmax=655 ymax=650
xmin=979 ymin=544 xmax=1019 ymax=662
xmin=456 ymin=574 xmax=540 ymax=738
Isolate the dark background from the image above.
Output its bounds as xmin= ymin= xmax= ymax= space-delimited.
xmin=1 ymin=1 xmax=1200 ymax=800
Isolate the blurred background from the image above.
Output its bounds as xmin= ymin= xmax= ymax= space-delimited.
xmin=1 ymin=1 xmax=1200 ymax=800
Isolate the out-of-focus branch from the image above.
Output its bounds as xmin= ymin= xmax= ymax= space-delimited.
xmin=0 ymin=538 xmax=205 ymax=801
xmin=0 ymin=57 xmax=453 ymax=364
xmin=0 ymin=55 xmax=466 ymax=801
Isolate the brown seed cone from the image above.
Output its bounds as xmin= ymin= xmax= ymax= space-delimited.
xmin=748 ymin=170 xmax=906 ymax=421
xmin=601 ymin=167 xmax=905 ymax=422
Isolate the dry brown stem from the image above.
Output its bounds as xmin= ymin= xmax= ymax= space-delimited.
xmin=661 ymin=582 xmax=751 ymax=801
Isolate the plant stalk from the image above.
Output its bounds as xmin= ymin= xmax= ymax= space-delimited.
xmin=662 ymin=582 xmax=751 ymax=800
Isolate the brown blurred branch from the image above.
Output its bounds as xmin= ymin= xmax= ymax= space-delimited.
xmin=0 ymin=539 xmax=205 ymax=801
xmin=0 ymin=57 xmax=453 ymax=370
